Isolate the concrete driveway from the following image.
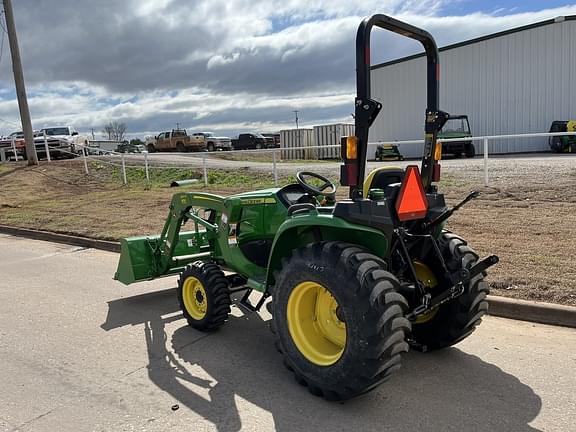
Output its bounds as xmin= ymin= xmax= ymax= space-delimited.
xmin=0 ymin=234 xmax=574 ymax=431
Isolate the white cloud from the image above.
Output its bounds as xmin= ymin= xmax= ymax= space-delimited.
xmin=0 ymin=1 xmax=575 ymax=137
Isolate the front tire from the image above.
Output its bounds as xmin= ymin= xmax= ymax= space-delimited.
xmin=147 ymin=143 xmax=156 ymax=153
xmin=410 ymin=232 xmax=489 ymax=350
xmin=549 ymin=136 xmax=564 ymax=153
xmin=178 ymin=262 xmax=231 ymax=331
xmin=207 ymin=142 xmax=215 ymax=152
xmin=272 ymin=242 xmax=410 ymax=401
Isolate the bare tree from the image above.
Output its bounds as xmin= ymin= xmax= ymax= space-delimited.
xmin=102 ymin=121 xmax=127 ymax=141
xmin=114 ymin=121 xmax=127 ymax=141
xmin=102 ymin=123 xmax=113 ymax=140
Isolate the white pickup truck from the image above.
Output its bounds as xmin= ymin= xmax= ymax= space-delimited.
xmin=33 ymin=126 xmax=89 ymax=158
xmin=191 ymin=132 xmax=232 ymax=151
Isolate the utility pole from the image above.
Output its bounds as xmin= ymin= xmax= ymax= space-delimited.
xmin=293 ymin=110 xmax=301 ymax=157
xmin=91 ymin=128 xmax=95 ymax=140
xmin=3 ymin=0 xmax=37 ymax=165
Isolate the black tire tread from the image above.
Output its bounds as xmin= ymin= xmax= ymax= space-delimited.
xmin=177 ymin=261 xmax=231 ymax=331
xmin=411 ymin=232 xmax=490 ymax=350
xmin=271 ymin=241 xmax=411 ymax=401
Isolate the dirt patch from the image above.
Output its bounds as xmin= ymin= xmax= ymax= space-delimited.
xmin=1 ymin=156 xmax=575 ymax=306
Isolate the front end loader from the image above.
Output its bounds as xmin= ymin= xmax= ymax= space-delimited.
xmin=115 ymin=14 xmax=498 ymax=401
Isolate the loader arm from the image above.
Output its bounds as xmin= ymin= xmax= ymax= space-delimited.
xmin=153 ymin=193 xmax=225 ymax=274
xmin=115 ymin=193 xmax=225 ymax=284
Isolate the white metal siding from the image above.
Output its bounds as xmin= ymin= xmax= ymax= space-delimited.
xmin=370 ymin=19 xmax=576 ymax=155
xmin=280 ymin=129 xmax=315 ymax=160
xmin=313 ymin=124 xmax=355 ymax=159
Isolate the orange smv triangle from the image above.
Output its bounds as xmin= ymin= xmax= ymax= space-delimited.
xmin=395 ymin=165 xmax=428 ymax=221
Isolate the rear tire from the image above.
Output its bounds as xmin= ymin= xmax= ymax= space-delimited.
xmin=178 ymin=262 xmax=231 ymax=331
xmin=176 ymin=142 xmax=186 ymax=153
xmin=410 ymin=232 xmax=489 ymax=351
xmin=272 ymin=242 xmax=410 ymax=401
xmin=207 ymin=142 xmax=215 ymax=152
xmin=465 ymin=144 xmax=475 ymax=158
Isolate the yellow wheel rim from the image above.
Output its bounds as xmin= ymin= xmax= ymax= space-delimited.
xmin=287 ymin=281 xmax=346 ymax=366
xmin=182 ymin=276 xmax=208 ymax=320
xmin=413 ymin=261 xmax=439 ymax=324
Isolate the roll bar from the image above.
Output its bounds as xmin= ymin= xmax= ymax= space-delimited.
xmin=343 ymin=14 xmax=449 ymax=197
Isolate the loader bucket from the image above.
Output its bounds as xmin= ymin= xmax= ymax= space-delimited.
xmin=114 ymin=230 xmax=211 ymax=285
xmin=115 ymin=235 xmax=157 ymax=285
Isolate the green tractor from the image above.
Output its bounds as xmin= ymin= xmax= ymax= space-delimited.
xmin=115 ymin=14 xmax=498 ymax=401
xmin=375 ymin=143 xmax=404 ymax=161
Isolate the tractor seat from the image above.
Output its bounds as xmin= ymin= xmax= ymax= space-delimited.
xmin=363 ymin=167 xmax=405 ymax=197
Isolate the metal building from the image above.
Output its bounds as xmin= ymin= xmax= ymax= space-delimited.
xmin=369 ymin=15 xmax=576 ymax=156
xmin=314 ymin=124 xmax=355 ymax=159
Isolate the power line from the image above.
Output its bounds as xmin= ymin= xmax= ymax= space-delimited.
xmin=0 ymin=11 xmax=10 ymax=132
xmin=0 ymin=11 xmax=5 ymax=76
xmin=0 ymin=116 xmax=19 ymax=126
xmin=0 ymin=17 xmax=5 ymax=67
xmin=3 ymin=0 xmax=37 ymax=163
xmin=0 ymin=10 xmax=6 ymax=33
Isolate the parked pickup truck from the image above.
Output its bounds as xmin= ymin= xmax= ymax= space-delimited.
xmin=116 ymin=142 xmax=146 ymax=154
xmin=0 ymin=131 xmax=28 ymax=160
xmin=191 ymin=132 xmax=232 ymax=152
xmin=145 ymin=129 xmax=206 ymax=153
xmin=33 ymin=126 xmax=88 ymax=159
xmin=262 ymin=133 xmax=280 ymax=148
xmin=231 ymin=133 xmax=272 ymax=150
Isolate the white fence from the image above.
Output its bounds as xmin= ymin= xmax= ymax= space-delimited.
xmin=381 ymin=131 xmax=576 ymax=186
xmin=3 ymin=131 xmax=575 ymax=188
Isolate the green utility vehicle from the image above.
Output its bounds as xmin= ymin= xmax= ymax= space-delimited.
xmin=549 ymin=120 xmax=576 ymax=153
xmin=438 ymin=115 xmax=475 ymax=158
xmin=375 ymin=143 xmax=404 ymax=161
xmin=115 ymin=14 xmax=498 ymax=401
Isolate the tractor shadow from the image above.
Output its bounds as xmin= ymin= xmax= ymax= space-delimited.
xmin=102 ymin=288 xmax=543 ymax=432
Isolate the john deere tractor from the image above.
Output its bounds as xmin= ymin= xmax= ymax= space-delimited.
xmin=115 ymin=14 xmax=498 ymax=401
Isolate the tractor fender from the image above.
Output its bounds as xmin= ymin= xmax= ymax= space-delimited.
xmin=265 ymin=213 xmax=389 ymax=287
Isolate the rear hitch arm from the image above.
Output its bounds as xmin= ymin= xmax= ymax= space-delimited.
xmin=424 ymin=190 xmax=480 ymax=231
xmin=406 ymin=254 xmax=499 ymax=321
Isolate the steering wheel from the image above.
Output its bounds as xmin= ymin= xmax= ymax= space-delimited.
xmin=296 ymin=171 xmax=337 ymax=198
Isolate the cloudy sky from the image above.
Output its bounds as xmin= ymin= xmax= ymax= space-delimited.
xmin=0 ymin=0 xmax=575 ymax=138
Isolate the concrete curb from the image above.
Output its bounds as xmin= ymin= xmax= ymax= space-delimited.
xmin=1 ymin=225 xmax=575 ymax=328
xmin=487 ymin=295 xmax=576 ymax=328
xmin=0 ymin=225 xmax=120 ymax=253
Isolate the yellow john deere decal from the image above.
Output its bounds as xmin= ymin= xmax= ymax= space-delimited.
xmin=241 ymin=197 xmax=276 ymax=205
xmin=192 ymin=195 xmax=223 ymax=203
